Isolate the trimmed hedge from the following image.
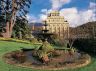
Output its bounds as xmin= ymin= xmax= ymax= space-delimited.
xmin=0 ymin=37 xmax=30 ymax=44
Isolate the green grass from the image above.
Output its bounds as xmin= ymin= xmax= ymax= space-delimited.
xmin=0 ymin=40 xmax=96 ymax=71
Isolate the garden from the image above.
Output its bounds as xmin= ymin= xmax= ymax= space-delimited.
xmin=0 ymin=39 xmax=96 ymax=71
xmin=0 ymin=0 xmax=96 ymax=71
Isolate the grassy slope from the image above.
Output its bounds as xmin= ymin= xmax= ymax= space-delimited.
xmin=0 ymin=41 xmax=96 ymax=71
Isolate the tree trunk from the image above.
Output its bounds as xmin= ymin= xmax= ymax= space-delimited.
xmin=1 ymin=19 xmax=15 ymax=38
xmin=0 ymin=0 xmax=16 ymax=38
xmin=1 ymin=22 xmax=10 ymax=38
xmin=1 ymin=16 xmax=15 ymax=38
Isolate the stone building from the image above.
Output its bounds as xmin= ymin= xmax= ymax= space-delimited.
xmin=43 ymin=11 xmax=69 ymax=39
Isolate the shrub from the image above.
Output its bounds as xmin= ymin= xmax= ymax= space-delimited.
xmin=35 ymin=41 xmax=54 ymax=63
xmin=30 ymin=38 xmax=38 ymax=44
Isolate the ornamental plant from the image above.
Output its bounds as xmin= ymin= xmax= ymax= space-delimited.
xmin=37 ymin=41 xmax=54 ymax=63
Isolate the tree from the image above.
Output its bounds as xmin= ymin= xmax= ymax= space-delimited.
xmin=12 ymin=17 xmax=32 ymax=39
xmin=0 ymin=0 xmax=31 ymax=38
xmin=0 ymin=15 xmax=6 ymax=36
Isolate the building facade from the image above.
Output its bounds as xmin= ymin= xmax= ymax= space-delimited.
xmin=43 ymin=11 xmax=69 ymax=39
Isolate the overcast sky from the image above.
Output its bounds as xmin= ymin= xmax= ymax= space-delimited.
xmin=26 ymin=0 xmax=96 ymax=27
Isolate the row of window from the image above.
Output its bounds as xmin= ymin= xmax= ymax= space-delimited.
xmin=48 ymin=24 xmax=69 ymax=27
xmin=47 ymin=20 xmax=66 ymax=22
xmin=48 ymin=27 xmax=68 ymax=30
xmin=49 ymin=13 xmax=59 ymax=16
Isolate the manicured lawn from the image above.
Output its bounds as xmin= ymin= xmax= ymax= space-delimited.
xmin=0 ymin=40 xmax=96 ymax=71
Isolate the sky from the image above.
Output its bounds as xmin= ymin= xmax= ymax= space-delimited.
xmin=26 ymin=0 xmax=96 ymax=27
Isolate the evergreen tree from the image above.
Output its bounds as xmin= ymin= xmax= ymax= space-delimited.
xmin=0 ymin=0 xmax=31 ymax=38
xmin=13 ymin=17 xmax=31 ymax=39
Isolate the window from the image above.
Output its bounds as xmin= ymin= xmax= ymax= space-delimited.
xmin=49 ymin=20 xmax=50 ymax=22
